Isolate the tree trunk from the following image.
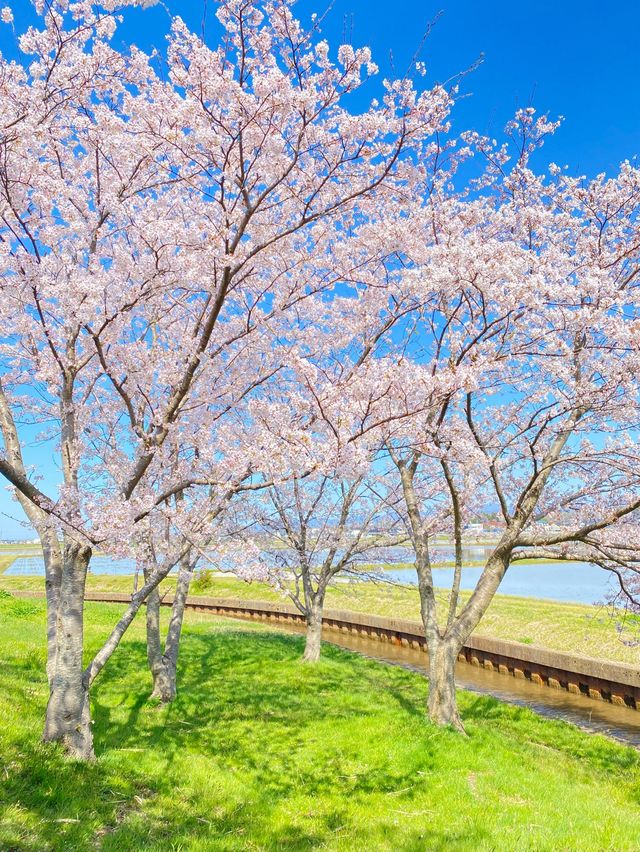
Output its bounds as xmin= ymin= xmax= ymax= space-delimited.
xmin=427 ymin=637 xmax=465 ymax=733
xmin=43 ymin=542 xmax=94 ymax=760
xmin=159 ymin=563 xmax=191 ymax=699
xmin=144 ymin=577 xmax=169 ymax=701
xmin=303 ymin=595 xmax=324 ymax=663
xmin=146 ymin=561 xmax=192 ymax=702
xmin=149 ymin=657 xmax=175 ymax=703
xmin=42 ymin=535 xmax=62 ymax=686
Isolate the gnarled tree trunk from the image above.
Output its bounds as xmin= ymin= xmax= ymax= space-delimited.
xmin=43 ymin=542 xmax=94 ymax=761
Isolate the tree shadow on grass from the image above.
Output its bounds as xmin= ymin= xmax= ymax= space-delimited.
xmin=94 ymin=632 xmax=441 ymax=794
xmin=4 ymin=624 xmax=638 ymax=850
xmin=92 ymin=628 xmax=410 ymax=755
xmin=100 ymin=629 xmax=424 ymax=721
xmin=87 ymin=628 xmax=458 ymax=847
xmin=0 ymin=734 xmax=147 ymax=850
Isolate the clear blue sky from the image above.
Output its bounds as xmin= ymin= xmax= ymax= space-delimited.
xmin=0 ymin=0 xmax=638 ymax=538
xmin=3 ymin=0 xmax=639 ymax=176
xmin=118 ymin=0 xmax=640 ymax=175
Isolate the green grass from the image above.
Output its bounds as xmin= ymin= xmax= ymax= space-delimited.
xmin=2 ymin=569 xmax=638 ymax=665
xmin=1 ymin=592 xmax=639 ymax=851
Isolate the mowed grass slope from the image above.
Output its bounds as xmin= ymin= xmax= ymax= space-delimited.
xmin=3 ymin=568 xmax=637 ymax=664
xmin=1 ymin=591 xmax=640 ymax=851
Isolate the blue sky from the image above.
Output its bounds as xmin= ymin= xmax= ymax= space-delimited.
xmin=3 ymin=0 xmax=639 ymax=176
xmin=114 ymin=0 xmax=639 ymax=175
xmin=0 ymin=0 xmax=638 ymax=538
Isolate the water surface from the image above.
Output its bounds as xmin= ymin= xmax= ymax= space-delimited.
xmin=5 ymin=553 xmax=617 ymax=605
xmin=386 ymin=561 xmax=615 ymax=605
xmin=6 ymin=555 xmax=136 ymax=576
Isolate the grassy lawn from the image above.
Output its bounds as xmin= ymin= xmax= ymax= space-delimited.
xmin=2 ymin=569 xmax=639 ymax=665
xmin=1 ymin=592 xmax=639 ymax=851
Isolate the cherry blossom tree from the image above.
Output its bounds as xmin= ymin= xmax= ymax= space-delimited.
xmin=128 ymin=468 xmax=251 ymax=703
xmin=135 ymin=485 xmax=263 ymax=702
xmin=245 ymin=462 xmax=404 ymax=662
xmin=346 ymin=112 xmax=640 ymax=730
xmin=125 ymin=415 xmax=281 ymax=702
xmin=0 ymin=0 xmax=450 ymax=758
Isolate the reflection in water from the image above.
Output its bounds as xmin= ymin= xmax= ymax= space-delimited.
xmin=261 ymin=619 xmax=640 ymax=748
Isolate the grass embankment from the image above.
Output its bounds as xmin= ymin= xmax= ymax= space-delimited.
xmin=1 ymin=593 xmax=639 ymax=851
xmin=3 ymin=570 xmax=637 ymax=665
xmin=0 ymin=543 xmax=40 ymax=551
xmin=0 ymin=555 xmax=16 ymax=574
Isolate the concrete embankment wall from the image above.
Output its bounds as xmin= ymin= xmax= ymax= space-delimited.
xmin=12 ymin=589 xmax=639 ymax=709
xmin=77 ymin=591 xmax=640 ymax=711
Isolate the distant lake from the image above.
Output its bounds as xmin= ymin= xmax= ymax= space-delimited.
xmin=5 ymin=554 xmax=619 ymax=606
xmin=385 ymin=562 xmax=617 ymax=606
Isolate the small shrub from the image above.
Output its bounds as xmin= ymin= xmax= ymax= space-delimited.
xmin=191 ymin=569 xmax=215 ymax=594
